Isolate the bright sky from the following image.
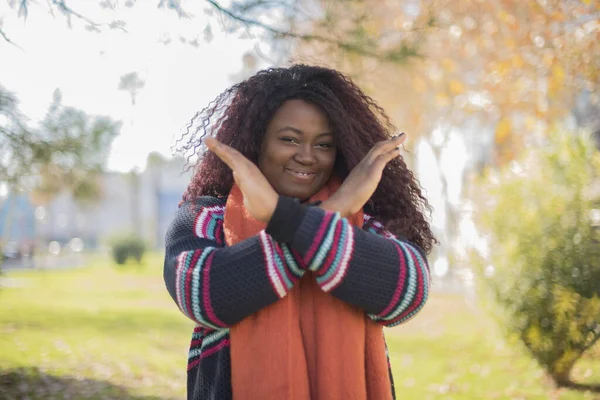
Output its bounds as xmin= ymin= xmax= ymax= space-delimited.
xmin=0 ymin=1 xmax=256 ymax=172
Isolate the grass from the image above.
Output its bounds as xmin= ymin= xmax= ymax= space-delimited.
xmin=0 ymin=254 xmax=599 ymax=399
xmin=386 ymin=295 xmax=600 ymax=400
xmin=0 ymin=254 xmax=192 ymax=399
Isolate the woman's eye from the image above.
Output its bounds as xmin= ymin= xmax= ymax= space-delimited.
xmin=316 ymin=143 xmax=334 ymax=149
xmin=280 ymin=137 xmax=298 ymax=144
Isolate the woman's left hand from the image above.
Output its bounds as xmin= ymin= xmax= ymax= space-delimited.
xmin=204 ymin=137 xmax=278 ymax=223
xmin=322 ymin=133 xmax=407 ymax=217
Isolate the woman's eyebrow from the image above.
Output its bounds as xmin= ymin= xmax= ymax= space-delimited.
xmin=276 ymin=126 xmax=303 ymax=135
xmin=276 ymin=126 xmax=333 ymax=137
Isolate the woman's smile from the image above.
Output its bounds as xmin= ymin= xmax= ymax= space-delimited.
xmin=284 ymin=168 xmax=317 ymax=182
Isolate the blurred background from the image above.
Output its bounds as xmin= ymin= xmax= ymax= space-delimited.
xmin=0 ymin=0 xmax=599 ymax=399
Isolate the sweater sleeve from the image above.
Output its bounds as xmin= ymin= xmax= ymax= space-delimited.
xmin=269 ymin=205 xmax=430 ymax=327
xmin=163 ymin=197 xmax=305 ymax=330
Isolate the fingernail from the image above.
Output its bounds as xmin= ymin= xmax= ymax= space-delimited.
xmin=397 ymin=132 xmax=405 ymax=138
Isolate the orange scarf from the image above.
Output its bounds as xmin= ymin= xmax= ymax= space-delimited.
xmin=223 ymin=179 xmax=392 ymax=400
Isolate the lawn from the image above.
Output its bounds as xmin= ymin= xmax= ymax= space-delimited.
xmin=0 ymin=254 xmax=599 ymax=399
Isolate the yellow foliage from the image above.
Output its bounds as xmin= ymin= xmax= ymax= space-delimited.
xmin=448 ymin=79 xmax=465 ymax=94
xmin=548 ymin=64 xmax=566 ymax=100
xmin=441 ymin=58 xmax=455 ymax=72
xmin=473 ymin=130 xmax=600 ymax=384
xmin=297 ymin=0 xmax=600 ymax=160
xmin=552 ymin=287 xmax=577 ymax=321
xmin=435 ymin=92 xmax=450 ymax=107
xmin=543 ymin=52 xmax=555 ymax=67
xmin=552 ymin=64 xmax=566 ymax=86
xmin=568 ymin=324 xmax=583 ymax=343
xmin=525 ymin=116 xmax=537 ymax=131
xmin=494 ymin=118 xmax=511 ymax=144
xmin=496 ymin=61 xmax=512 ymax=76
xmin=512 ymin=55 xmax=524 ymax=69
xmin=526 ymin=324 xmax=542 ymax=346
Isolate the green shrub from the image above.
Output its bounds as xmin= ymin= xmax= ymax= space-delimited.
xmin=471 ymin=130 xmax=600 ymax=385
xmin=109 ymin=234 xmax=146 ymax=265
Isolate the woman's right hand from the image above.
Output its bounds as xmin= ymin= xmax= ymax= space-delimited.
xmin=321 ymin=133 xmax=407 ymax=217
xmin=204 ymin=136 xmax=278 ymax=223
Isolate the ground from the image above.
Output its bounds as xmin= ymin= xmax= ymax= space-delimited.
xmin=0 ymin=254 xmax=599 ymax=399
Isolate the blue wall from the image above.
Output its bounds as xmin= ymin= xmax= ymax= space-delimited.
xmin=0 ymin=194 xmax=35 ymax=242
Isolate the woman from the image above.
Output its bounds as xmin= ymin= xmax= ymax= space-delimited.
xmin=164 ymin=64 xmax=436 ymax=400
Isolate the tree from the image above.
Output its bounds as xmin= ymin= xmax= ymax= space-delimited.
xmin=118 ymin=72 xmax=145 ymax=106
xmin=1 ymin=87 xmax=120 ymax=196
xmin=298 ymin=0 xmax=600 ymax=164
xmin=1 ymin=0 xmax=427 ymax=64
xmin=29 ymin=89 xmax=121 ymax=204
xmin=292 ymin=0 xmax=600 ymax=276
xmin=0 ymin=86 xmax=31 ymax=189
xmin=0 ymin=85 xmax=120 ymax=254
xmin=470 ymin=129 xmax=600 ymax=387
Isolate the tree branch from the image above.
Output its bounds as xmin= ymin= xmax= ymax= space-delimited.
xmin=0 ymin=27 xmax=24 ymax=50
xmin=0 ymin=0 xmax=424 ymax=62
xmin=51 ymin=0 xmax=101 ymax=28
xmin=204 ymin=0 xmax=423 ymax=62
xmin=581 ymin=327 xmax=600 ymax=355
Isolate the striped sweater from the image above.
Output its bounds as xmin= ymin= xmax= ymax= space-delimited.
xmin=163 ymin=196 xmax=430 ymax=400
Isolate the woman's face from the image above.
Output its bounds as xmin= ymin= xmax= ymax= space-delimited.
xmin=258 ymin=99 xmax=337 ymax=201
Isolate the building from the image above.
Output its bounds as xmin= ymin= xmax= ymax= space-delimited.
xmin=2 ymin=158 xmax=193 ymax=256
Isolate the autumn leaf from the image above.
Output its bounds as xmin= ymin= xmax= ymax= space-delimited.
xmin=495 ymin=118 xmax=511 ymax=145
xmin=449 ymin=79 xmax=465 ymax=94
xmin=295 ymin=0 xmax=599 ymax=165
xmin=552 ymin=64 xmax=566 ymax=85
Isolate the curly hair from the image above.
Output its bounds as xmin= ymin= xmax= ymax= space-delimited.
xmin=176 ymin=64 xmax=437 ymax=253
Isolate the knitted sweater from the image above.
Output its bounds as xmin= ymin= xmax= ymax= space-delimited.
xmin=163 ymin=196 xmax=431 ymax=400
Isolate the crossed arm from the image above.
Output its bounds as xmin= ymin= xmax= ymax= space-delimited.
xmin=163 ymin=196 xmax=430 ymax=331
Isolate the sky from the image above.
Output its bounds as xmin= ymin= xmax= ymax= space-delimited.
xmin=0 ymin=1 xmax=257 ymax=172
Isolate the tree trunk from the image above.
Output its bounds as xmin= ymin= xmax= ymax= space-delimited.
xmin=0 ymin=191 xmax=17 ymax=266
xmin=130 ymin=171 xmax=141 ymax=238
xmin=550 ymin=358 xmax=577 ymax=387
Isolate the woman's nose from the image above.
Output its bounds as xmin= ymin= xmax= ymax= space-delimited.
xmin=294 ymin=144 xmax=317 ymax=165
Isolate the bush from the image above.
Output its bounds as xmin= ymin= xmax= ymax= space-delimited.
xmin=471 ymin=130 xmax=600 ymax=385
xmin=109 ymin=234 xmax=146 ymax=265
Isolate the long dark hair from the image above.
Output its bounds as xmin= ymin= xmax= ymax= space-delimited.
xmin=176 ymin=64 xmax=437 ymax=253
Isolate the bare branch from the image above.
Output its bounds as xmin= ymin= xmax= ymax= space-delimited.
xmin=0 ymin=27 xmax=24 ymax=50
xmin=0 ymin=0 xmax=130 ymax=45
xmin=158 ymin=0 xmax=189 ymax=18
xmin=51 ymin=0 xmax=101 ymax=28
xmin=45 ymin=0 xmax=57 ymax=18
xmin=0 ymin=0 xmax=425 ymax=62
xmin=231 ymin=0 xmax=305 ymax=16
xmin=204 ymin=0 xmax=422 ymax=62
xmin=17 ymin=0 xmax=30 ymax=20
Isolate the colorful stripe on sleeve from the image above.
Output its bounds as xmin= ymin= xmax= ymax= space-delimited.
xmin=366 ymin=238 xmax=430 ymax=327
xmin=293 ymin=208 xmax=430 ymax=328
xmin=175 ymin=248 xmax=227 ymax=330
xmin=258 ymin=231 xmax=305 ymax=298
